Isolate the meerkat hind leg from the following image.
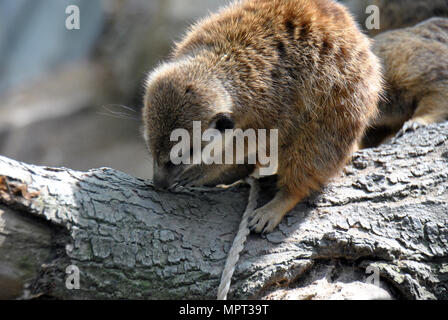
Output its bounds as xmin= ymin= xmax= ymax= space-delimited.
xmin=395 ymin=120 xmax=424 ymax=138
xmin=248 ymin=188 xmax=302 ymax=233
xmin=396 ymin=92 xmax=448 ymax=138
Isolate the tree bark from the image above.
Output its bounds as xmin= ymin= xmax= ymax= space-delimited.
xmin=0 ymin=122 xmax=447 ymax=300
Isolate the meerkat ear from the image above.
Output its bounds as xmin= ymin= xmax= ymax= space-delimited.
xmin=210 ymin=112 xmax=235 ymax=132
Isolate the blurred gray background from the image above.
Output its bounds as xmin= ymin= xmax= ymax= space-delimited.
xmin=0 ymin=0 xmax=226 ymax=179
xmin=0 ymin=0 xmax=446 ymax=180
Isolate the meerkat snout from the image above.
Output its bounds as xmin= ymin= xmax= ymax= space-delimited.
xmin=153 ymin=161 xmax=181 ymax=189
xmin=153 ymin=169 xmax=170 ymax=189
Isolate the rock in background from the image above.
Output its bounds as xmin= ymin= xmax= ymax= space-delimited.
xmin=340 ymin=0 xmax=448 ymax=36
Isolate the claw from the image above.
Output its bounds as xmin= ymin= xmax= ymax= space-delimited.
xmin=248 ymin=206 xmax=283 ymax=233
xmin=395 ymin=120 xmax=423 ymax=139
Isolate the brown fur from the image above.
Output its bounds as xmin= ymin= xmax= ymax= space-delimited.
xmin=342 ymin=0 xmax=448 ymax=37
xmin=142 ymin=0 xmax=383 ymax=233
xmin=362 ymin=17 xmax=448 ymax=148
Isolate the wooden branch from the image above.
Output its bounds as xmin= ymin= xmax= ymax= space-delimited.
xmin=0 ymin=122 xmax=447 ymax=300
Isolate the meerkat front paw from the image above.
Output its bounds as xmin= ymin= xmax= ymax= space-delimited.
xmin=248 ymin=206 xmax=284 ymax=233
xmin=248 ymin=188 xmax=302 ymax=233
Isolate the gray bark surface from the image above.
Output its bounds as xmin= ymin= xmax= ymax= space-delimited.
xmin=0 ymin=122 xmax=447 ymax=300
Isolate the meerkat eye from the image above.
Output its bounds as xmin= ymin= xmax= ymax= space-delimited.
xmin=213 ymin=113 xmax=235 ymax=132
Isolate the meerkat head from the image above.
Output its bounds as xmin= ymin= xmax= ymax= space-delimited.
xmin=142 ymin=59 xmax=235 ymax=189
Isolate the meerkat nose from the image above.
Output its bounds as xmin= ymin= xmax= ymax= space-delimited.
xmin=153 ymin=173 xmax=170 ymax=189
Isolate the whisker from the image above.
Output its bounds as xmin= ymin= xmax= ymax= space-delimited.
xmin=99 ymin=104 xmax=140 ymax=121
xmin=97 ymin=112 xmax=140 ymax=121
xmin=104 ymin=104 xmax=138 ymax=113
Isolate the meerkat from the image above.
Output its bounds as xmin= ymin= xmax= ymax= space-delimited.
xmin=341 ymin=0 xmax=448 ymax=37
xmin=142 ymin=0 xmax=383 ymax=233
xmin=361 ymin=17 xmax=448 ymax=148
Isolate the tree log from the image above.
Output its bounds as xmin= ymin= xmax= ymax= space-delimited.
xmin=0 ymin=122 xmax=447 ymax=300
